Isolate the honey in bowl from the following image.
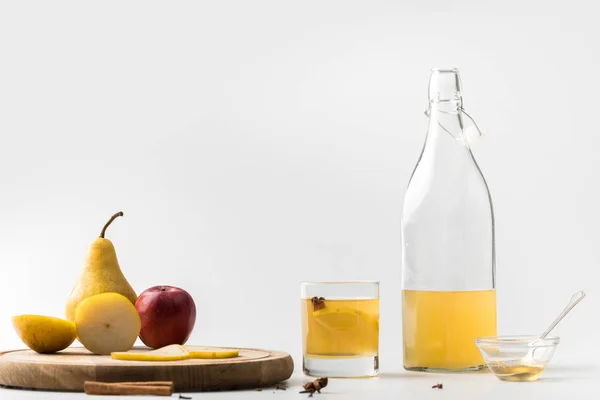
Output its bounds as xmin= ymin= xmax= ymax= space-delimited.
xmin=486 ymin=362 xmax=545 ymax=382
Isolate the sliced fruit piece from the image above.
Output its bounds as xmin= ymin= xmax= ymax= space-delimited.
xmin=308 ymin=307 xmax=379 ymax=356
xmin=75 ymin=292 xmax=141 ymax=355
xmin=112 ymin=344 xmax=190 ymax=361
xmin=12 ymin=314 xmax=76 ymax=354
xmin=313 ymin=307 xmax=367 ymax=330
xmin=184 ymin=345 xmax=239 ymax=359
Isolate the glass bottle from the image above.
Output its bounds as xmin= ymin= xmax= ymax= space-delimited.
xmin=401 ymin=68 xmax=497 ymax=372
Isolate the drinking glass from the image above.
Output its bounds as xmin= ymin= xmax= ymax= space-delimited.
xmin=301 ymin=281 xmax=379 ymax=377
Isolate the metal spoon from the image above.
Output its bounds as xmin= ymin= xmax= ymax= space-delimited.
xmin=523 ymin=290 xmax=586 ymax=364
xmin=539 ymin=290 xmax=586 ymax=339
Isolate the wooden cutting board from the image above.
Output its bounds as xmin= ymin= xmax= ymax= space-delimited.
xmin=0 ymin=346 xmax=294 ymax=392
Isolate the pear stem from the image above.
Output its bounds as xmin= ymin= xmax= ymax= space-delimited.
xmin=100 ymin=212 xmax=124 ymax=238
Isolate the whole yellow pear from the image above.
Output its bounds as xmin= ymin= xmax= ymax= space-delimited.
xmin=65 ymin=212 xmax=137 ymax=321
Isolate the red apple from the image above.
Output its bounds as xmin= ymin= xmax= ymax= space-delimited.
xmin=135 ymin=285 xmax=197 ymax=349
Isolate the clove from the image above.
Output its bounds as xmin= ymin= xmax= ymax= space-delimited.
xmin=311 ymin=297 xmax=326 ymax=311
xmin=432 ymin=383 xmax=443 ymax=389
xmin=300 ymin=377 xmax=328 ymax=397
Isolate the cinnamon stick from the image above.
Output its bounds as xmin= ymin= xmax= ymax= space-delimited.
xmin=84 ymin=381 xmax=174 ymax=396
xmin=108 ymin=381 xmax=173 ymax=387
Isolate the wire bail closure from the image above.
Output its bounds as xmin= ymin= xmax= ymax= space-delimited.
xmin=424 ymin=105 xmax=483 ymax=146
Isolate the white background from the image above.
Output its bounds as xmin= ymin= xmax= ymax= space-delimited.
xmin=0 ymin=0 xmax=598 ymax=380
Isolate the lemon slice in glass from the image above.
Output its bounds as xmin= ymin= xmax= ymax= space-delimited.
xmin=313 ymin=308 xmax=369 ymax=330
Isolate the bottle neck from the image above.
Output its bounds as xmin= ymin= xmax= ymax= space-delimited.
xmin=427 ymin=102 xmax=464 ymax=141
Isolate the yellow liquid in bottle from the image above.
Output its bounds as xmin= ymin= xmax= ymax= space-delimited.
xmin=402 ymin=289 xmax=497 ymax=371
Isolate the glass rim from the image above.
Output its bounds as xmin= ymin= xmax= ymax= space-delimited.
xmin=300 ymin=280 xmax=380 ymax=286
xmin=430 ymin=67 xmax=459 ymax=74
xmin=475 ymin=335 xmax=560 ymax=347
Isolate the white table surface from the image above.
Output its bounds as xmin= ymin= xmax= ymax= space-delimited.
xmin=1 ymin=364 xmax=597 ymax=400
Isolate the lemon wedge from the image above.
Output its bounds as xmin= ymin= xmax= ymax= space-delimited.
xmin=184 ymin=345 xmax=239 ymax=359
xmin=111 ymin=344 xmax=190 ymax=361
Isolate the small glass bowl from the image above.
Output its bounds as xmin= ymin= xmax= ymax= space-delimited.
xmin=475 ymin=335 xmax=560 ymax=382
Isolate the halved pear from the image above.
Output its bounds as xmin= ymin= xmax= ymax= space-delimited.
xmin=75 ymin=292 xmax=141 ymax=355
xmin=12 ymin=315 xmax=76 ymax=353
